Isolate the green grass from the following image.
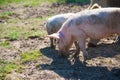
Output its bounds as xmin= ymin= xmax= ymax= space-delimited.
xmin=57 ymin=0 xmax=90 ymax=4
xmin=23 ymin=0 xmax=57 ymax=7
xmin=0 ymin=59 xmax=23 ymax=79
xmin=0 ymin=0 xmax=58 ymax=7
xmin=7 ymin=18 xmax=21 ymax=23
xmin=0 ymin=17 xmax=47 ymax=40
xmin=0 ymin=11 xmax=16 ymax=19
xmin=0 ymin=0 xmax=90 ymax=7
xmin=0 ymin=49 xmax=44 ymax=79
xmin=0 ymin=26 xmax=25 ymax=40
xmin=21 ymin=50 xmax=44 ymax=63
xmin=0 ymin=41 xmax=11 ymax=48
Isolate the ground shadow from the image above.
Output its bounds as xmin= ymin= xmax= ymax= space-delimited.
xmin=87 ymin=42 xmax=120 ymax=60
xmin=39 ymin=47 xmax=120 ymax=80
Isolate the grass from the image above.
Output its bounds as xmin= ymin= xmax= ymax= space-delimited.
xmin=0 ymin=11 xmax=16 ymax=19
xmin=23 ymin=0 xmax=58 ymax=7
xmin=0 ymin=0 xmax=58 ymax=7
xmin=57 ymin=0 xmax=90 ymax=4
xmin=0 ymin=0 xmax=90 ymax=80
xmin=0 ymin=49 xmax=44 ymax=79
xmin=0 ymin=17 xmax=47 ymax=40
xmin=21 ymin=50 xmax=44 ymax=63
xmin=0 ymin=0 xmax=90 ymax=7
xmin=0 ymin=59 xmax=23 ymax=80
xmin=0 ymin=25 xmax=25 ymax=40
xmin=0 ymin=41 xmax=11 ymax=48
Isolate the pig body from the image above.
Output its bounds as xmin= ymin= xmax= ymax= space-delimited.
xmin=88 ymin=0 xmax=120 ymax=44
xmin=48 ymin=8 xmax=120 ymax=59
xmin=46 ymin=13 xmax=74 ymax=48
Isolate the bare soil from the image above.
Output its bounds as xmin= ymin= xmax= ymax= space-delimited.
xmin=0 ymin=3 xmax=120 ymax=80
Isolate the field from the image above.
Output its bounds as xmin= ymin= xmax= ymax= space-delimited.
xmin=0 ymin=0 xmax=120 ymax=80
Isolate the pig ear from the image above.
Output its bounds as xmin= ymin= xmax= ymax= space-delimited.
xmin=47 ymin=33 xmax=60 ymax=39
xmin=90 ymin=3 xmax=101 ymax=9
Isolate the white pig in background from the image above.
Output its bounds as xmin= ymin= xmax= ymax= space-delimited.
xmin=48 ymin=8 xmax=120 ymax=60
xmin=46 ymin=13 xmax=74 ymax=48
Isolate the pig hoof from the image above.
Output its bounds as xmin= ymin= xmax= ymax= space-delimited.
xmin=88 ymin=43 xmax=97 ymax=47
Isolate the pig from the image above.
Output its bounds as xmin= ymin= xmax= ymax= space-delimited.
xmin=46 ymin=4 xmax=101 ymax=48
xmin=46 ymin=13 xmax=74 ymax=48
xmin=48 ymin=8 xmax=120 ymax=60
xmin=88 ymin=0 xmax=120 ymax=43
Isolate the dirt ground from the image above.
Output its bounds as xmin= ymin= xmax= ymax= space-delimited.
xmin=0 ymin=3 xmax=120 ymax=80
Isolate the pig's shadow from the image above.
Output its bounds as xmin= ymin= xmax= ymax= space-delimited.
xmin=39 ymin=47 xmax=120 ymax=80
xmin=87 ymin=42 xmax=120 ymax=60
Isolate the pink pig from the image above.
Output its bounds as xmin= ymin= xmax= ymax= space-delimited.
xmin=48 ymin=8 xmax=120 ymax=60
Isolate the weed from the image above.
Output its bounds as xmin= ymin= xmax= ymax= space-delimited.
xmin=0 ymin=41 xmax=11 ymax=48
xmin=0 ymin=17 xmax=47 ymax=40
xmin=21 ymin=50 xmax=44 ymax=63
xmin=0 ymin=26 xmax=23 ymax=40
xmin=0 ymin=0 xmax=58 ymax=7
xmin=57 ymin=0 xmax=90 ymax=4
xmin=7 ymin=18 xmax=21 ymax=23
xmin=0 ymin=11 xmax=16 ymax=19
xmin=0 ymin=59 xmax=23 ymax=80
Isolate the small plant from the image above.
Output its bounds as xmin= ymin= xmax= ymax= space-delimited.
xmin=0 ymin=11 xmax=16 ymax=19
xmin=0 ymin=59 xmax=23 ymax=79
xmin=0 ymin=0 xmax=58 ymax=7
xmin=57 ymin=0 xmax=90 ymax=3
xmin=6 ymin=30 xmax=21 ymax=40
xmin=23 ymin=29 xmax=46 ymax=39
xmin=0 ymin=41 xmax=11 ymax=48
xmin=21 ymin=50 xmax=43 ymax=63
xmin=23 ymin=1 xmax=40 ymax=7
xmin=0 ymin=17 xmax=47 ymax=40
xmin=0 ymin=26 xmax=23 ymax=40
xmin=7 ymin=18 xmax=21 ymax=23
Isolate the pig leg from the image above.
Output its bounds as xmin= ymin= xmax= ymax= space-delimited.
xmin=117 ymin=36 xmax=120 ymax=43
xmin=78 ymin=36 xmax=88 ymax=61
xmin=50 ymin=38 xmax=55 ymax=48
xmin=48 ymin=31 xmax=55 ymax=48
xmin=69 ymin=41 xmax=80 ymax=64
xmin=74 ymin=41 xmax=80 ymax=57
xmin=117 ymin=31 xmax=120 ymax=43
